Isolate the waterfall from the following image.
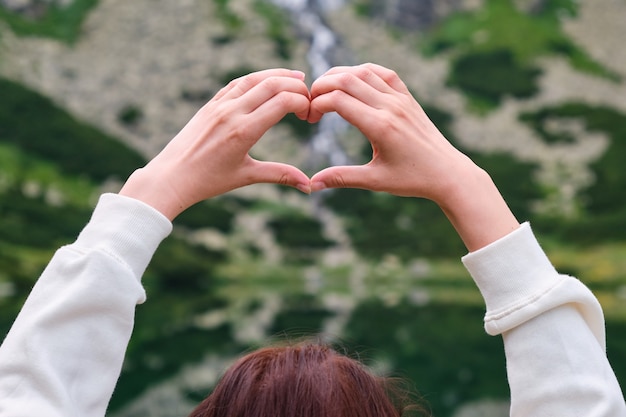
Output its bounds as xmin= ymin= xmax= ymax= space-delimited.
xmin=270 ymin=0 xmax=353 ymax=168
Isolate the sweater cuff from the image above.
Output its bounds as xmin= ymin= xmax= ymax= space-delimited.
xmin=461 ymin=223 xmax=563 ymax=328
xmin=74 ymin=193 xmax=173 ymax=279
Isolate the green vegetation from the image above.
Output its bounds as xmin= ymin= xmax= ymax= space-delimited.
xmin=218 ymin=65 xmax=259 ymax=86
xmin=345 ymin=301 xmax=509 ymax=417
xmin=423 ymin=102 xmax=544 ymax=223
xmin=0 ymin=186 xmax=91 ymax=248
xmin=523 ymin=103 xmax=626 ymax=244
xmin=117 ymin=104 xmax=144 ymax=127
xmin=0 ymin=0 xmax=99 ymax=44
xmin=0 ymin=141 xmax=94 ymax=204
xmin=278 ymin=113 xmax=316 ymax=141
xmin=324 ymin=102 xmax=544 ymax=260
xmin=253 ymin=0 xmax=295 ymax=60
xmin=110 ymin=323 xmax=239 ymax=412
xmin=213 ymin=0 xmax=244 ymax=37
xmin=417 ymin=0 xmax=620 ymax=110
xmin=1 ymin=1 xmax=626 ymax=415
xmin=174 ymin=198 xmax=237 ymax=232
xmin=325 ymin=189 xmax=464 ymax=259
xmin=269 ymin=294 xmax=333 ymax=335
xmin=268 ymin=211 xmax=334 ymax=263
xmin=0 ymin=77 xmax=145 ymax=182
xmin=447 ymin=49 xmax=542 ymax=110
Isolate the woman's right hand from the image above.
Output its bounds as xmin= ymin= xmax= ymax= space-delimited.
xmin=120 ymin=68 xmax=312 ymax=221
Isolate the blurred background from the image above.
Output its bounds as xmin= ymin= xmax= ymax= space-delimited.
xmin=1 ymin=0 xmax=625 ymax=416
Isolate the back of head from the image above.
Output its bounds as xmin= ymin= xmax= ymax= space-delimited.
xmin=189 ymin=342 xmax=426 ymax=417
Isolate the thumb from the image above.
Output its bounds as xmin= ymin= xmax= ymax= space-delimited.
xmin=311 ymin=165 xmax=376 ymax=192
xmin=248 ymin=160 xmax=312 ymax=194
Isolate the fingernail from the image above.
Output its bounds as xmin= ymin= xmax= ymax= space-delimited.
xmin=311 ymin=181 xmax=327 ymax=192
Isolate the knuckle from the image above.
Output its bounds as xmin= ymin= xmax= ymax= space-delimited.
xmin=260 ymin=76 xmax=281 ymax=93
xmin=233 ymin=73 xmax=258 ymax=93
xmin=272 ymin=91 xmax=294 ymax=111
xmin=337 ymin=174 xmax=348 ymax=188
xmin=277 ymin=90 xmax=293 ymax=105
xmin=382 ymin=69 xmax=400 ymax=85
xmin=328 ymin=89 xmax=348 ymax=104
xmin=354 ymin=66 xmax=374 ymax=81
xmin=337 ymin=72 xmax=357 ymax=88
xmin=330 ymin=172 xmax=348 ymax=189
xmin=278 ymin=172 xmax=290 ymax=186
xmin=370 ymin=113 xmax=398 ymax=137
xmin=230 ymin=121 xmax=250 ymax=142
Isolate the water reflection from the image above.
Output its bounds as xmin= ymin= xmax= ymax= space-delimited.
xmin=109 ymin=255 xmax=513 ymax=417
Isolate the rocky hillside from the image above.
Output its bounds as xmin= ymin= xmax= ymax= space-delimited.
xmin=1 ymin=1 xmax=626 ymax=416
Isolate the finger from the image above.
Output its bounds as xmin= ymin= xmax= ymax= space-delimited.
xmin=358 ymin=63 xmax=409 ymax=94
xmin=308 ymin=69 xmax=381 ymax=122
xmin=311 ymin=65 xmax=393 ymax=101
xmin=308 ymin=65 xmax=406 ymax=124
xmin=322 ymin=63 xmax=409 ymax=94
xmin=244 ymin=159 xmax=312 ymax=194
xmin=238 ymin=76 xmax=310 ymax=115
xmin=218 ymin=69 xmax=306 ymax=102
xmin=308 ymin=89 xmax=381 ymax=132
xmin=310 ymin=165 xmax=378 ymax=192
xmin=239 ymin=91 xmax=312 ymax=143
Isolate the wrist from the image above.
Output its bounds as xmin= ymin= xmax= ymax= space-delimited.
xmin=438 ymin=166 xmax=520 ymax=252
xmin=119 ymin=167 xmax=186 ymax=221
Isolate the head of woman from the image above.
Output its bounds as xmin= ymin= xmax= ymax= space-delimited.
xmin=189 ymin=342 xmax=427 ymax=417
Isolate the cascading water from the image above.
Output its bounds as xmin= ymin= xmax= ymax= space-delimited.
xmin=269 ymin=0 xmax=353 ymax=169
xmin=268 ymin=1 xmax=360 ymax=306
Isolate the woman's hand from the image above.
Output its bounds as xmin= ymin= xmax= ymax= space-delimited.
xmin=308 ymin=63 xmax=519 ymax=251
xmin=308 ymin=63 xmax=474 ymax=201
xmin=120 ymin=69 xmax=312 ymax=220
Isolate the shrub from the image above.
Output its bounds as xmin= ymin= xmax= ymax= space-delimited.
xmin=174 ymin=198 xmax=236 ymax=233
xmin=268 ymin=212 xmax=334 ymax=263
xmin=0 ymin=0 xmax=99 ymax=44
xmin=0 ymin=185 xmax=91 ymax=247
xmin=522 ymin=103 xmax=626 ymax=244
xmin=117 ymin=104 xmax=144 ymax=126
xmin=447 ymin=49 xmax=541 ymax=108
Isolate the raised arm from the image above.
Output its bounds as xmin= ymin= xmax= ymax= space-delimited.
xmin=308 ymin=63 xmax=626 ymax=416
xmin=0 ymin=69 xmax=311 ymax=417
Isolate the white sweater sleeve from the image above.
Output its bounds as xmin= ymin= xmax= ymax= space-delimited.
xmin=0 ymin=193 xmax=172 ymax=417
xmin=462 ymin=222 xmax=626 ymax=417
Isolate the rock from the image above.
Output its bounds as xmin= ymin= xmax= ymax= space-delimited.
xmin=0 ymin=0 xmax=73 ymax=19
xmin=362 ymin=0 xmax=481 ymax=30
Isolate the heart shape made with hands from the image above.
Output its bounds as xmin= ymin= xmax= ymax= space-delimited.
xmin=226 ymin=65 xmax=419 ymax=195
xmin=237 ymin=64 xmax=448 ymax=198
xmin=209 ymin=64 xmax=461 ymax=201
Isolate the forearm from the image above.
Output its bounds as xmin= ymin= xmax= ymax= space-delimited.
xmin=0 ymin=194 xmax=172 ymax=417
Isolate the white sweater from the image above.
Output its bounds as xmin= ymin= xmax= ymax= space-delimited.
xmin=0 ymin=193 xmax=624 ymax=417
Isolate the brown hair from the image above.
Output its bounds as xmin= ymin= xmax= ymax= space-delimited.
xmin=189 ymin=342 xmax=428 ymax=417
